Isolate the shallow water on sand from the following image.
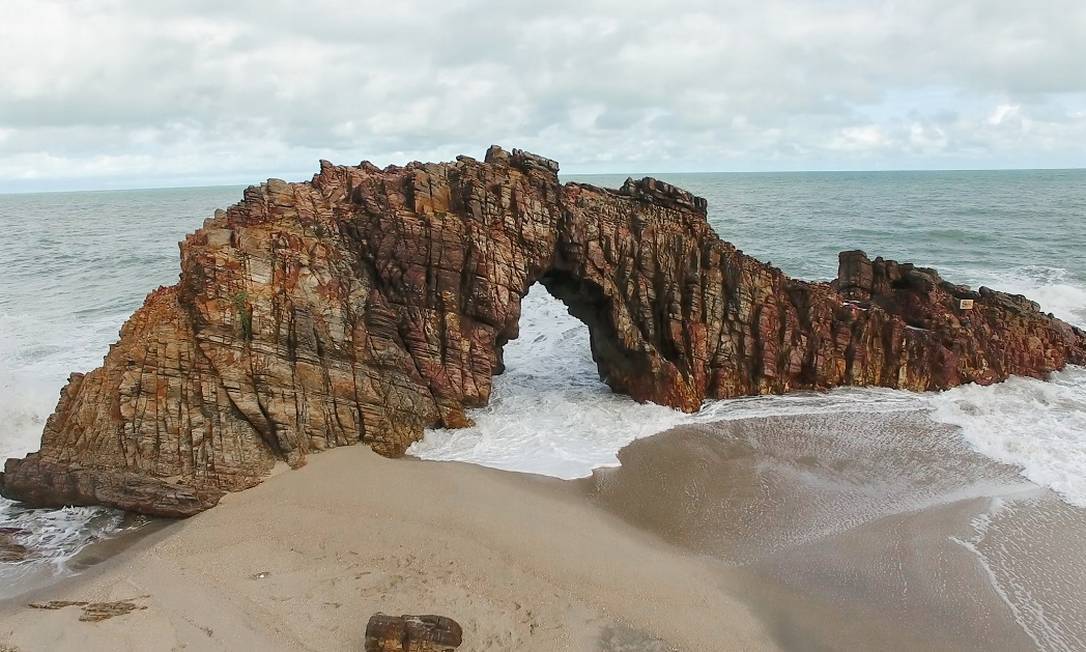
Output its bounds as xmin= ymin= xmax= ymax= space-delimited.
xmin=586 ymin=415 xmax=1086 ymax=651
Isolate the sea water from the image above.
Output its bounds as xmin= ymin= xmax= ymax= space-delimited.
xmin=1 ymin=169 xmax=1084 ymax=587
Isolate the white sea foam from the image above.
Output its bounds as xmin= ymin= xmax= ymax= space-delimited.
xmin=930 ymin=368 xmax=1086 ymax=508
xmin=954 ymin=264 xmax=1086 ymax=327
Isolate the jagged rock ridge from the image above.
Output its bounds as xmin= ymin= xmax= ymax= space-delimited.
xmin=2 ymin=146 xmax=1084 ymax=516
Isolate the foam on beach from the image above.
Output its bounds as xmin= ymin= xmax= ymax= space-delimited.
xmin=932 ymin=368 xmax=1086 ymax=508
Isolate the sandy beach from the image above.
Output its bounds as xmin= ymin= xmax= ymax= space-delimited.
xmin=0 ymin=445 xmax=776 ymax=652
xmin=3 ymin=411 xmax=1086 ymax=651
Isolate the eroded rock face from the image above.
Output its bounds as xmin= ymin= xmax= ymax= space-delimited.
xmin=2 ymin=146 xmax=1084 ymax=516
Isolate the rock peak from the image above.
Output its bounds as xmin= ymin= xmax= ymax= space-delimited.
xmin=484 ymin=144 xmax=560 ymax=175
xmin=619 ymin=176 xmax=708 ymax=213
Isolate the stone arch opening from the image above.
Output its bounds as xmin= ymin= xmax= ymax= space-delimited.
xmin=534 ymin=269 xmax=631 ymax=393
xmin=412 ymin=279 xmax=680 ymax=480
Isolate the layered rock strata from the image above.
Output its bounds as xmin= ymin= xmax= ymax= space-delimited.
xmin=2 ymin=146 xmax=1083 ymax=516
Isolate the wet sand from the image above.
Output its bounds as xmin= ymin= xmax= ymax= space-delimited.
xmin=3 ymin=410 xmax=1085 ymax=651
xmin=586 ymin=412 xmax=1086 ymax=651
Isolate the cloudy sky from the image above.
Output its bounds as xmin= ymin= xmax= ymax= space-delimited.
xmin=2 ymin=0 xmax=1084 ymax=191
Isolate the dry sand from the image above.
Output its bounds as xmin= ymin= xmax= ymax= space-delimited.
xmin=0 ymin=446 xmax=777 ymax=652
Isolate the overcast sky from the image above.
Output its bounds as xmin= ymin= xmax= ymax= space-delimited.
xmin=2 ymin=0 xmax=1085 ymax=192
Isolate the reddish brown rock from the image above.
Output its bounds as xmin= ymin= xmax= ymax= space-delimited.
xmin=1 ymin=146 xmax=1083 ymax=516
xmin=364 ymin=613 xmax=462 ymax=652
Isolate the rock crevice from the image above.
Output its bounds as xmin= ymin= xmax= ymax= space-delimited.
xmin=2 ymin=147 xmax=1084 ymax=516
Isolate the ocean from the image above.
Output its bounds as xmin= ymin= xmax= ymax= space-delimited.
xmin=1 ymin=169 xmax=1085 ymax=599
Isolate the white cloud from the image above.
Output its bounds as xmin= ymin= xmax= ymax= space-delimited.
xmin=988 ymin=104 xmax=1022 ymax=125
xmin=829 ymin=126 xmax=891 ymax=152
xmin=1 ymin=0 xmax=1084 ymax=190
xmin=908 ymin=123 xmax=948 ymax=153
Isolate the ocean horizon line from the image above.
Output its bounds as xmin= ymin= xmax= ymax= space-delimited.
xmin=2 ymin=165 xmax=1085 ymax=197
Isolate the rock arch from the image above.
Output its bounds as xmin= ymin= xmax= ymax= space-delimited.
xmin=2 ymin=146 xmax=1084 ymax=516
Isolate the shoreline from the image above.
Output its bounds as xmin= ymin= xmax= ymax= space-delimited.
xmin=584 ymin=412 xmax=1086 ymax=651
xmin=3 ymin=410 xmax=1085 ymax=650
xmin=0 ymin=514 xmax=169 ymax=603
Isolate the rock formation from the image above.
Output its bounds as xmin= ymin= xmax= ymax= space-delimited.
xmin=364 ymin=614 xmax=463 ymax=652
xmin=2 ymin=146 xmax=1084 ymax=516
